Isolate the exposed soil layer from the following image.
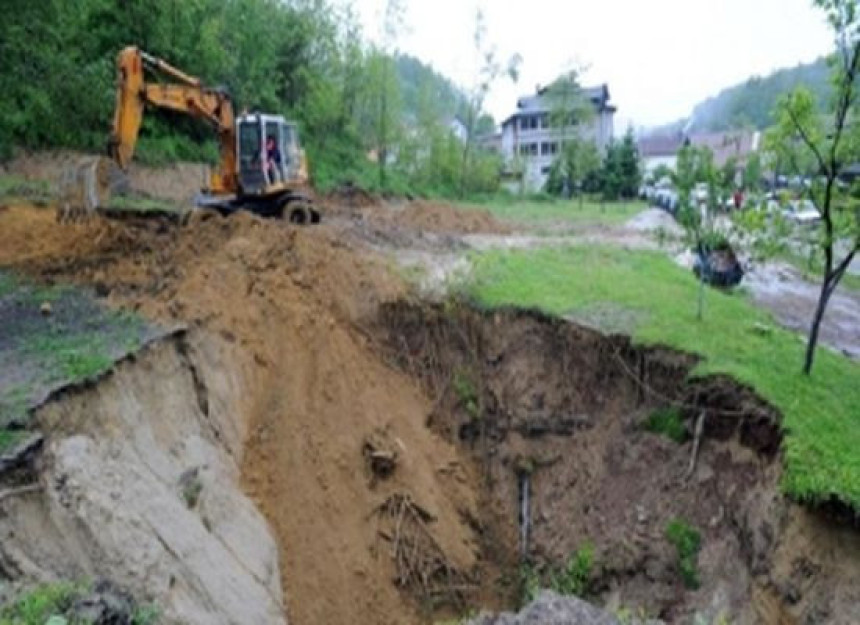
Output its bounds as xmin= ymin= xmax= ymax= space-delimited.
xmin=2 ymin=201 xmax=860 ymax=624
xmin=0 ymin=203 xmax=483 ymax=625
xmin=375 ymin=302 xmax=860 ymax=624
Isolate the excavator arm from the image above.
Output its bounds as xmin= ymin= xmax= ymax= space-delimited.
xmin=109 ymin=46 xmax=237 ymax=194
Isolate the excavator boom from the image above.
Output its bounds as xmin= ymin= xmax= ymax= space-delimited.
xmin=109 ymin=47 xmax=236 ymax=194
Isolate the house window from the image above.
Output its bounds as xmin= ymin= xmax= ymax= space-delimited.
xmin=541 ymin=166 xmax=551 ymax=175
xmin=530 ymin=143 xmax=538 ymax=156
xmin=550 ymin=142 xmax=559 ymax=155
xmin=540 ymin=114 xmax=549 ymax=129
xmin=541 ymin=142 xmax=549 ymax=156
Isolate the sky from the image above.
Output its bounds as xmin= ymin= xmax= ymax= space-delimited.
xmin=344 ymin=0 xmax=837 ymax=130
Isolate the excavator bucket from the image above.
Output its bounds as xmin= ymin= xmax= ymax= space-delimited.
xmin=56 ymin=157 xmax=115 ymax=223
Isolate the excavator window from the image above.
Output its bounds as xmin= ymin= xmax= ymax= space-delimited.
xmin=239 ymin=121 xmax=262 ymax=167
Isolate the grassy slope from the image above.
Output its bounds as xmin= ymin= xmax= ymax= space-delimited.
xmin=463 ymin=196 xmax=645 ymax=228
xmin=468 ymin=245 xmax=860 ymax=509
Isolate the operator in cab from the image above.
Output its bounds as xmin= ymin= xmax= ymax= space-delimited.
xmin=265 ymin=135 xmax=282 ymax=184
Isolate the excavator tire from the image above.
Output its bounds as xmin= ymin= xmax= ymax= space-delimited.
xmin=282 ymin=199 xmax=320 ymax=225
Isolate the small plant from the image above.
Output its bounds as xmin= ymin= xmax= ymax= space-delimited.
xmin=452 ymin=369 xmax=480 ymax=419
xmin=665 ymin=518 xmax=702 ymax=589
xmin=550 ymin=543 xmax=594 ymax=597
xmin=518 ymin=562 xmax=541 ymax=606
xmin=181 ymin=473 xmax=204 ymax=509
xmin=132 ymin=603 xmax=161 ymax=625
xmin=644 ymin=407 xmax=686 ymax=443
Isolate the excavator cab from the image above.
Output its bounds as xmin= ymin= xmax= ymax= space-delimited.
xmin=237 ymin=113 xmax=307 ymax=196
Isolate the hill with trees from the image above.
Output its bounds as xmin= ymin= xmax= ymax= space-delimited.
xmin=650 ymin=57 xmax=832 ymax=135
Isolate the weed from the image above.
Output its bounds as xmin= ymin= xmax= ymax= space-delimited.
xmin=644 ymin=407 xmax=687 ymax=443
xmin=452 ymin=369 xmax=480 ymax=419
xmin=665 ymin=518 xmax=701 ymax=589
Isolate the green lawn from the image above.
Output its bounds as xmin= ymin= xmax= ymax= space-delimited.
xmin=463 ymin=196 xmax=646 ymax=229
xmin=467 ymin=245 xmax=860 ymax=510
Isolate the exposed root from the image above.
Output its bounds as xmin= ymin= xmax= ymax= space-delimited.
xmin=685 ymin=411 xmax=707 ymax=480
xmin=373 ymin=493 xmax=474 ymax=607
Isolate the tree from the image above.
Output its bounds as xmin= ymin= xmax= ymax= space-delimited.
xmin=768 ymin=0 xmax=860 ymax=375
xmin=617 ymin=128 xmax=642 ymax=198
xmin=544 ymin=67 xmax=593 ymax=198
xmin=674 ymin=144 xmax=735 ymax=320
xmin=459 ymin=9 xmax=520 ymax=198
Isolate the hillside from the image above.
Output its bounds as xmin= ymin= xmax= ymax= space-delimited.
xmin=652 ymin=57 xmax=831 ymax=135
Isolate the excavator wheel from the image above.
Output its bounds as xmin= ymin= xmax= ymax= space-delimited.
xmin=283 ymin=200 xmax=320 ymax=225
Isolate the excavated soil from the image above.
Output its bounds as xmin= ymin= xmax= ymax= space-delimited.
xmin=2 ymin=199 xmax=860 ymax=624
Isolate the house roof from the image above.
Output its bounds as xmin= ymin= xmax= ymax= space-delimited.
xmin=501 ymin=83 xmax=614 ymax=127
xmin=637 ymin=134 xmax=685 ymax=158
xmin=689 ymin=130 xmax=761 ymax=167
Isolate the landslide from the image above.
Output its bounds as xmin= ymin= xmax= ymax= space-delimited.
xmin=2 ymin=199 xmax=859 ymax=624
xmin=0 ymin=203 xmax=484 ymax=625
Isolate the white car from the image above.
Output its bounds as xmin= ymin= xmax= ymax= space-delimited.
xmin=783 ymin=199 xmax=821 ymax=225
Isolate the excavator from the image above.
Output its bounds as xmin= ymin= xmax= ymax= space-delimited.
xmin=64 ymin=46 xmax=319 ymax=224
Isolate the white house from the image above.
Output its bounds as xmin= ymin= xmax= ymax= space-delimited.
xmin=500 ymin=83 xmax=616 ymax=191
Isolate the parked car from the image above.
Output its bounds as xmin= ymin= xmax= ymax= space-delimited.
xmin=783 ymin=199 xmax=821 ymax=225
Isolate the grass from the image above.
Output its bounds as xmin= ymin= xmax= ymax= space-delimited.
xmin=23 ymin=332 xmax=117 ymax=382
xmin=107 ymin=193 xmax=180 ymax=214
xmin=665 ymin=519 xmax=701 ymax=589
xmin=0 ymin=429 xmax=30 ymax=455
xmin=0 ymin=174 xmax=51 ymax=203
xmin=0 ymin=581 xmax=159 ymax=625
xmin=0 ymin=581 xmax=88 ymax=625
xmin=462 ymin=195 xmax=646 ymax=229
xmin=467 ymin=244 xmax=860 ymax=510
xmin=644 ymin=407 xmax=687 ymax=443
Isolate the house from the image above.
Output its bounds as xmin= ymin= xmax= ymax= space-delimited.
xmin=499 ymin=83 xmax=616 ymax=191
xmin=689 ymin=130 xmax=762 ymax=168
xmin=638 ymin=133 xmax=685 ymax=176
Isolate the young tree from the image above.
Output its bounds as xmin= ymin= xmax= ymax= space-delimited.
xmin=544 ymin=67 xmax=592 ymax=197
xmin=769 ymin=0 xmax=860 ymax=375
xmin=459 ymin=9 xmax=520 ymax=198
xmin=674 ymin=144 xmax=737 ymax=320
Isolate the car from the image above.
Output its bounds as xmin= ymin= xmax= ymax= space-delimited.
xmin=782 ymin=199 xmax=821 ymax=225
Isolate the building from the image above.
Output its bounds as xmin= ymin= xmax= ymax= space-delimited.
xmin=689 ymin=130 xmax=762 ymax=168
xmin=500 ymin=83 xmax=616 ymax=191
xmin=637 ymin=133 xmax=685 ymax=176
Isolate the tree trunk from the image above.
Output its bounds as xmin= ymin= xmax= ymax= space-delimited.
xmin=803 ymin=277 xmax=833 ymax=375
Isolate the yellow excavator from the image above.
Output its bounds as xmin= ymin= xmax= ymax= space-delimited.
xmin=80 ymin=46 xmax=320 ymax=223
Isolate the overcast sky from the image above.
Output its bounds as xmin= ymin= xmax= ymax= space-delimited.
xmin=344 ymin=0 xmax=837 ymax=130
